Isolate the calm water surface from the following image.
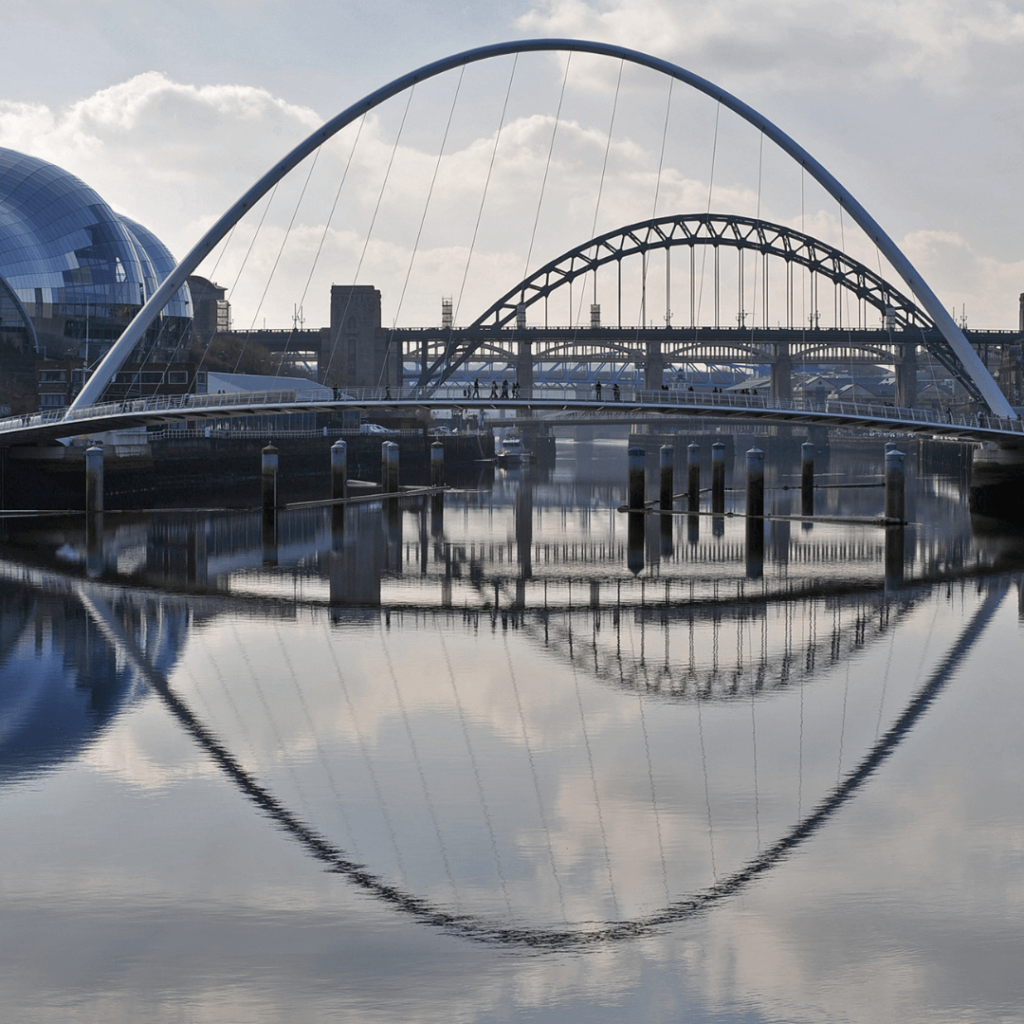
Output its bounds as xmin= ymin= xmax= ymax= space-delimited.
xmin=2 ymin=435 xmax=1023 ymax=1022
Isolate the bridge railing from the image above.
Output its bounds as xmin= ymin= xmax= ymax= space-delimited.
xmin=2 ymin=382 xmax=1023 ymax=438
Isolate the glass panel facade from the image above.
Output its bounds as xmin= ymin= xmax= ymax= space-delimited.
xmin=0 ymin=272 xmax=36 ymax=347
xmin=118 ymin=216 xmax=192 ymax=320
xmin=0 ymin=149 xmax=146 ymax=316
xmin=0 ymin=148 xmax=193 ymax=363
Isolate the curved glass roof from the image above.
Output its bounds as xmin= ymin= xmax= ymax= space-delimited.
xmin=119 ymin=215 xmax=192 ymax=319
xmin=0 ymin=148 xmax=190 ymax=327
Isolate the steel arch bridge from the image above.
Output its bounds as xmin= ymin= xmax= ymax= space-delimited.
xmin=62 ymin=38 xmax=1014 ymax=419
xmin=412 ymin=212 xmax=982 ymax=401
xmin=475 ymin=213 xmax=931 ymax=332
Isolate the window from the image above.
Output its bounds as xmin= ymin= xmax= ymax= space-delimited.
xmin=39 ymin=393 xmax=66 ymax=407
xmin=39 ymin=369 xmax=67 ymax=383
xmin=167 ymin=371 xmax=188 ymax=384
xmin=140 ymin=372 xmax=163 ymax=384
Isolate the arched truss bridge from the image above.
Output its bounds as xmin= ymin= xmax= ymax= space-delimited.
xmin=473 ymin=214 xmax=932 ymax=333
xmin=413 ymin=212 xmax=987 ymax=401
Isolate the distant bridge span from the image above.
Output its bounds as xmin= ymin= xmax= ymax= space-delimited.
xmin=63 ymin=38 xmax=1014 ymax=418
xmin=417 ymin=213 xmax=988 ymax=404
xmin=8 ymin=386 xmax=1024 ymax=448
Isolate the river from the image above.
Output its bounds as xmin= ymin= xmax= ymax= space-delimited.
xmin=1 ymin=432 xmax=1022 ymax=1022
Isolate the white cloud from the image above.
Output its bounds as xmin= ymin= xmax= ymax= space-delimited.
xmin=517 ymin=0 xmax=1024 ymax=94
xmin=902 ymin=228 xmax=1024 ymax=326
xmin=2 ymin=60 xmax=1021 ymax=333
xmin=0 ymin=72 xmax=323 ymax=251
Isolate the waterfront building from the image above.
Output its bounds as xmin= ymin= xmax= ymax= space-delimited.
xmin=0 ymin=147 xmax=193 ymax=409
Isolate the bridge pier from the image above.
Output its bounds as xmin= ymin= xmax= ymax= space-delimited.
xmin=896 ymin=344 xmax=918 ymax=408
xmin=771 ymin=342 xmax=793 ymax=403
xmin=517 ymin=336 xmax=534 ymax=396
xmin=644 ymin=338 xmax=664 ymax=391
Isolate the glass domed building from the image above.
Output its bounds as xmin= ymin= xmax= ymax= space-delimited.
xmin=0 ymin=147 xmax=192 ymax=367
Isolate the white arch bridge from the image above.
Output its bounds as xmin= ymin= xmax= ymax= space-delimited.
xmin=2 ymin=385 xmax=1023 ymax=447
xmin=50 ymin=37 xmax=1016 ymax=429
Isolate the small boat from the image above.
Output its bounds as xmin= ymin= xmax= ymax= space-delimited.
xmin=496 ymin=434 xmax=535 ymax=465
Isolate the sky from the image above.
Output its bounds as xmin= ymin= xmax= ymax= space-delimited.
xmin=2 ymin=0 xmax=1024 ymax=331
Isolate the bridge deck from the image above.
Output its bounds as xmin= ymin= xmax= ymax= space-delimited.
xmin=2 ymin=386 xmax=1022 ymax=446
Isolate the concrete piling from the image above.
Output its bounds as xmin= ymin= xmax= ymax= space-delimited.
xmin=659 ymin=445 xmax=674 ymax=511
xmin=261 ymin=513 xmax=278 ymax=565
xmin=745 ymin=447 xmax=765 ymax=520
xmin=661 ymin=511 xmax=674 ymax=557
xmin=330 ymin=439 xmax=348 ymax=501
xmin=431 ymin=441 xmax=445 ymax=535
xmin=746 ymin=515 xmax=764 ymax=580
xmin=885 ymin=525 xmax=905 ymax=588
xmin=430 ymin=441 xmax=445 ymax=489
xmin=687 ymin=443 xmax=701 ymax=512
xmin=86 ymin=510 xmax=103 ymax=578
xmin=85 ymin=445 xmax=104 ymax=514
xmin=381 ymin=440 xmax=400 ymax=494
xmin=711 ymin=442 xmax=726 ymax=514
xmin=261 ymin=444 xmax=279 ymax=513
xmin=431 ymin=493 xmax=444 ymax=537
xmin=885 ymin=448 xmax=905 ymax=522
xmin=801 ymin=441 xmax=815 ymax=517
xmin=745 ymin=447 xmax=765 ymax=579
xmin=627 ymin=511 xmax=645 ymax=576
xmin=628 ymin=447 xmax=646 ymax=511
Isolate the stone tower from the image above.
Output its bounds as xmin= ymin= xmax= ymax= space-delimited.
xmin=323 ymin=285 xmax=393 ymax=389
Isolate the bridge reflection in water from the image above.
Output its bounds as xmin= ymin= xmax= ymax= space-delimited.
xmin=1 ymin=463 xmax=1022 ymax=947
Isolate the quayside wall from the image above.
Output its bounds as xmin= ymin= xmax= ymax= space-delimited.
xmin=0 ymin=432 xmax=496 ymax=511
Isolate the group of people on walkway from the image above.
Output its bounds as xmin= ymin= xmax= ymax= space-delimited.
xmin=593 ymin=381 xmax=621 ymax=401
xmin=467 ymin=379 xmax=522 ymax=399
